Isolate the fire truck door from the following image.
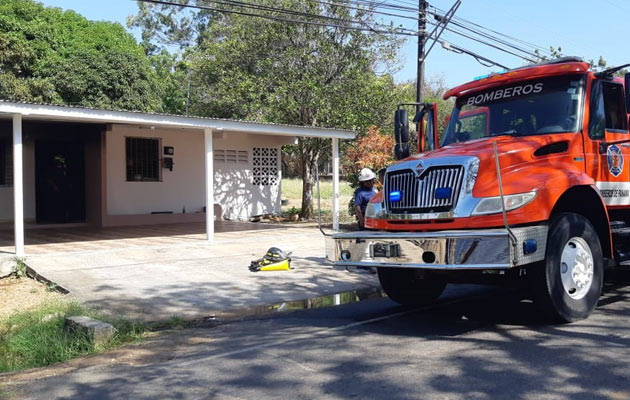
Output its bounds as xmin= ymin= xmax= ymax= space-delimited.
xmin=590 ymin=80 xmax=630 ymax=206
xmin=417 ymin=102 xmax=439 ymax=152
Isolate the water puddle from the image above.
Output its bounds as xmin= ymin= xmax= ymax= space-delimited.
xmin=166 ymin=287 xmax=386 ymax=330
xmin=233 ymin=287 xmax=387 ymax=317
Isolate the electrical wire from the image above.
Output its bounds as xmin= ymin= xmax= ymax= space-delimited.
xmin=435 ymin=23 xmax=537 ymax=63
xmin=343 ymin=0 xmax=545 ymax=62
xmin=439 ymin=40 xmax=509 ymax=69
xmin=432 ymin=14 xmax=542 ymax=59
xmin=429 ymin=4 xmax=552 ymax=56
xmin=135 ymin=0 xmax=421 ymax=36
xmin=135 ymin=0 xmax=545 ymax=67
xmin=199 ymin=0 xmax=382 ymax=27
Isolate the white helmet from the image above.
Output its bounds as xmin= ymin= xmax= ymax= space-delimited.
xmin=358 ymin=167 xmax=376 ymax=182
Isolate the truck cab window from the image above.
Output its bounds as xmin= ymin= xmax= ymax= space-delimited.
xmin=602 ymin=82 xmax=626 ymax=131
xmin=442 ymin=76 xmax=583 ymax=146
xmin=455 ymin=109 xmax=487 ymax=142
xmin=588 ymin=81 xmax=605 ymax=139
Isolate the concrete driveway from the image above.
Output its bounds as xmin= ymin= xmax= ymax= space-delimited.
xmin=19 ymin=223 xmax=378 ymax=321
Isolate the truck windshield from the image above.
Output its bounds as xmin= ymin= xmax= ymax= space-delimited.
xmin=442 ymin=76 xmax=584 ymax=146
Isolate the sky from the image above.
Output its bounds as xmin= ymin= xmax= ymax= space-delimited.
xmin=39 ymin=0 xmax=628 ymax=90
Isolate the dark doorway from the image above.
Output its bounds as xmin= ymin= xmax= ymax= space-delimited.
xmin=35 ymin=141 xmax=86 ymax=224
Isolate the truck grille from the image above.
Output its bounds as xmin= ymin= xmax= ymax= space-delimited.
xmin=385 ymin=166 xmax=464 ymax=213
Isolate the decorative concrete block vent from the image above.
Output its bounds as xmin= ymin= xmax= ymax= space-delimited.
xmin=65 ymin=316 xmax=117 ymax=347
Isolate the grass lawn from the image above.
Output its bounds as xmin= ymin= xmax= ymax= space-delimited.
xmin=281 ymin=178 xmax=356 ymax=223
xmin=0 ymin=296 xmax=147 ymax=373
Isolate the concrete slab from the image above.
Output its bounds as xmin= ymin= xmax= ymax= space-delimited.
xmin=24 ymin=226 xmax=378 ymax=321
xmin=0 ymin=254 xmax=14 ymax=278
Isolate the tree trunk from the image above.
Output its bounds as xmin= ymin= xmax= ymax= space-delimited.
xmin=300 ymin=149 xmax=316 ymax=220
xmin=300 ymin=136 xmax=326 ymax=220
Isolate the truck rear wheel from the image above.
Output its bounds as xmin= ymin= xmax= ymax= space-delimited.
xmin=377 ymin=268 xmax=446 ymax=306
xmin=531 ymin=213 xmax=603 ymax=322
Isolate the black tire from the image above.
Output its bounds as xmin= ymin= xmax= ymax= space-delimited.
xmin=377 ymin=267 xmax=446 ymax=306
xmin=531 ymin=213 xmax=603 ymax=322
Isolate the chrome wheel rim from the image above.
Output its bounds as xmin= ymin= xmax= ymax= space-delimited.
xmin=560 ymin=237 xmax=594 ymax=300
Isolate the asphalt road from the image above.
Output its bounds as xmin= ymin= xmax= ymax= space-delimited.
xmin=4 ymin=275 xmax=630 ymax=400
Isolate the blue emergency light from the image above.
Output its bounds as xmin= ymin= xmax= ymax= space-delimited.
xmin=435 ymin=187 xmax=452 ymax=200
xmin=389 ymin=191 xmax=402 ymax=202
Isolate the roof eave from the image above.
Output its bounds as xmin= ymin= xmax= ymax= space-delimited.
xmin=0 ymin=101 xmax=355 ymax=140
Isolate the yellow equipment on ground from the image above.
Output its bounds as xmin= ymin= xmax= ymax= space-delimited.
xmin=249 ymin=247 xmax=292 ymax=272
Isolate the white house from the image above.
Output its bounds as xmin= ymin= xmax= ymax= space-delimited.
xmin=0 ymin=101 xmax=354 ymax=256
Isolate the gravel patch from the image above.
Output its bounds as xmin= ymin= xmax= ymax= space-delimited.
xmin=0 ymin=277 xmax=65 ymax=321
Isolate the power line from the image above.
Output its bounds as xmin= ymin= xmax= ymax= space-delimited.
xmin=343 ymin=1 xmax=545 ymax=62
xmin=440 ymin=40 xmax=509 ymax=69
xmin=429 ymin=4 xmax=552 ymax=56
xmin=135 ymin=0 xmax=421 ymax=36
xmin=435 ymin=23 xmax=537 ymax=63
xmin=199 ymin=0 xmax=385 ymax=27
xmin=429 ymin=12 xmax=542 ymax=59
xmin=135 ymin=0 xmax=542 ymax=68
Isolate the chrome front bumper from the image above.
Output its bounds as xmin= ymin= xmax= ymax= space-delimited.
xmin=325 ymin=226 xmax=548 ymax=270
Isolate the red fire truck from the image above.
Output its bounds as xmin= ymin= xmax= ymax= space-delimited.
xmin=326 ymin=57 xmax=630 ymax=322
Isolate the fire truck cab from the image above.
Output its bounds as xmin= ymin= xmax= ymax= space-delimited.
xmin=326 ymin=57 xmax=630 ymax=322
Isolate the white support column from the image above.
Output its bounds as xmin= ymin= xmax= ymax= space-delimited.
xmin=332 ymin=138 xmax=340 ymax=231
xmin=13 ymin=114 xmax=24 ymax=257
xmin=204 ymin=128 xmax=215 ymax=242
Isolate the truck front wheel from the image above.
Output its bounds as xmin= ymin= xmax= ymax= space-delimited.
xmin=531 ymin=213 xmax=603 ymax=322
xmin=377 ymin=268 xmax=446 ymax=306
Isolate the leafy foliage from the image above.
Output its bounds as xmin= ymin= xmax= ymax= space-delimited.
xmin=0 ymin=0 xmax=161 ymax=111
xmin=343 ymin=126 xmax=395 ymax=190
xmin=127 ymin=0 xmax=210 ymax=55
xmin=395 ymin=76 xmax=455 ymax=144
xmin=534 ymin=46 xmax=620 ymax=74
xmin=132 ymin=0 xmax=404 ymax=218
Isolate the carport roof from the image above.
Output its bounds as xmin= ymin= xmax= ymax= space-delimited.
xmin=0 ymin=100 xmax=356 ymax=140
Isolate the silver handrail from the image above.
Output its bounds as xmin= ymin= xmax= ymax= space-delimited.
xmin=493 ymin=141 xmax=517 ymax=265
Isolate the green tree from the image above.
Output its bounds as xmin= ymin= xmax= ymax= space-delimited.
xmin=0 ymin=0 xmax=161 ymax=111
xmin=395 ymin=76 xmax=455 ymax=145
xmin=133 ymin=0 xmax=404 ymax=218
xmin=534 ymin=46 xmax=619 ymax=74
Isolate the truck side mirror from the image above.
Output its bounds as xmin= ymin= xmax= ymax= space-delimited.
xmin=394 ymin=109 xmax=410 ymax=160
xmin=625 ymin=72 xmax=630 ymax=113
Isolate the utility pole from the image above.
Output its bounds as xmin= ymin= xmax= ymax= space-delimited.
xmin=416 ymin=0 xmax=428 ymax=112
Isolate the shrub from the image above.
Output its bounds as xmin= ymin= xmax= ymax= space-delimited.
xmin=343 ymin=126 xmax=395 ymax=215
xmin=343 ymin=125 xmax=395 ymax=190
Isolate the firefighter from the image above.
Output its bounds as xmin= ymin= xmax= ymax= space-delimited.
xmin=354 ymin=168 xmax=377 ymax=230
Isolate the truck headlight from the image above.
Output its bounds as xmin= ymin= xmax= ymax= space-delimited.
xmin=471 ymin=190 xmax=537 ymax=216
xmin=465 ymin=158 xmax=480 ymax=193
xmin=365 ymin=201 xmax=383 ymax=218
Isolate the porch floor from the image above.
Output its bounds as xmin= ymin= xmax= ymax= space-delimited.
xmin=0 ymin=222 xmax=379 ymax=321
xmin=0 ymin=221 xmax=285 ymax=255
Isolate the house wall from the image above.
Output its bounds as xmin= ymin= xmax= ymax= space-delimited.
xmin=104 ymin=125 xmax=293 ymax=223
xmin=105 ymin=125 xmax=206 ymax=217
xmin=213 ymin=131 xmax=292 ymax=220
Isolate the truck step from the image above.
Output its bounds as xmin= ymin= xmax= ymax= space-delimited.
xmin=610 ymin=220 xmax=626 ymax=230
xmin=615 ymin=250 xmax=630 ymax=264
xmin=612 ymin=227 xmax=630 ymax=243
